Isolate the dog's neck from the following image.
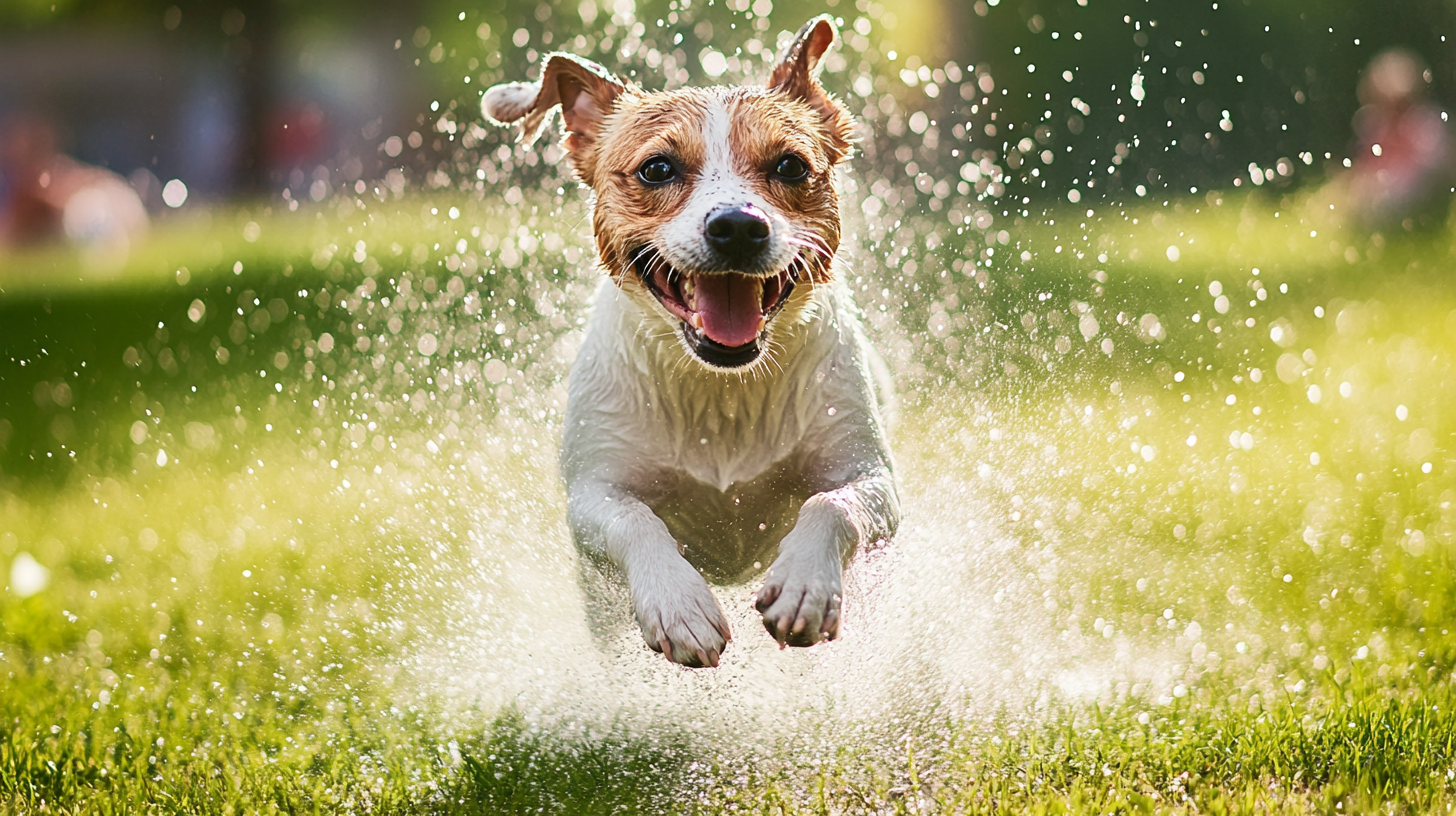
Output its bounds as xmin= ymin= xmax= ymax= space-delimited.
xmin=600 ymin=279 xmax=849 ymax=491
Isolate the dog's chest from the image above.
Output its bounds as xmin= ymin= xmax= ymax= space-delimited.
xmin=648 ymin=370 xmax=824 ymax=490
xmin=644 ymin=463 xmax=812 ymax=582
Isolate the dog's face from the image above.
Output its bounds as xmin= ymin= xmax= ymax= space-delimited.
xmin=484 ymin=17 xmax=853 ymax=371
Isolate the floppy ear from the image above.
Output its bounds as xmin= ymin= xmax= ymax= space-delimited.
xmin=769 ymin=16 xmax=854 ymax=160
xmin=483 ymin=53 xmax=626 ymax=179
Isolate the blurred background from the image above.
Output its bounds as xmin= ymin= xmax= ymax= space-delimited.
xmin=4 ymin=0 xmax=1456 ymax=240
xmin=9 ymin=1 xmax=1456 ymax=811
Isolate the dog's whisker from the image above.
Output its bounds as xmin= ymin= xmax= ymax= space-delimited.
xmin=786 ymin=230 xmax=833 ymax=260
xmin=785 ymin=243 xmax=828 ymax=268
xmin=757 ymin=348 xmax=785 ymax=379
xmin=623 ymin=245 xmax=657 ymax=278
xmin=789 ymin=230 xmax=831 ymax=253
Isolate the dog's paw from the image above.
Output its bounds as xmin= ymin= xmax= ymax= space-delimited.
xmin=632 ymin=561 xmax=732 ymax=668
xmin=755 ymin=552 xmax=842 ymax=647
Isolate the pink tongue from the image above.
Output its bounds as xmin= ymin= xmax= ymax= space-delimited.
xmin=694 ymin=274 xmax=763 ymax=348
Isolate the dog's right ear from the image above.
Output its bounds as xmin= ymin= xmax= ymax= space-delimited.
xmin=483 ymin=54 xmax=626 ymax=181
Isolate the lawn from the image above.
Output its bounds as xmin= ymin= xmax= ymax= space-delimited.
xmin=3 ymin=184 xmax=1456 ymax=814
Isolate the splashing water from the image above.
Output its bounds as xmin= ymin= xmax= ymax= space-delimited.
xmin=6 ymin=0 xmax=1456 ymax=808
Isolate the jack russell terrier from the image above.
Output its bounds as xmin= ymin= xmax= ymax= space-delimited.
xmin=484 ymin=16 xmax=899 ymax=668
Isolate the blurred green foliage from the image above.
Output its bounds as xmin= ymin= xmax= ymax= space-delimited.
xmin=6 ymin=194 xmax=1456 ymax=811
xmin=8 ymin=0 xmax=1456 ymax=206
xmin=969 ymin=0 xmax=1456 ymax=199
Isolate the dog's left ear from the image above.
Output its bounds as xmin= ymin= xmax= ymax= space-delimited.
xmin=769 ymin=16 xmax=853 ymax=160
xmin=483 ymin=53 xmax=626 ymax=181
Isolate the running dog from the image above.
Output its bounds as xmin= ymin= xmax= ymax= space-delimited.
xmin=484 ymin=16 xmax=898 ymax=668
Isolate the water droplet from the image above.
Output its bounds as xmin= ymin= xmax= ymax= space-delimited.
xmin=162 ymin=179 xmax=188 ymax=208
xmin=9 ymin=553 xmax=49 ymax=598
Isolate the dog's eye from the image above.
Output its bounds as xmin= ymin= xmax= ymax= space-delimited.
xmin=637 ymin=157 xmax=677 ymax=185
xmin=773 ymin=155 xmax=810 ymax=181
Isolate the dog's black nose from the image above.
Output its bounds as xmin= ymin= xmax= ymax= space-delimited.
xmin=705 ymin=206 xmax=770 ymax=261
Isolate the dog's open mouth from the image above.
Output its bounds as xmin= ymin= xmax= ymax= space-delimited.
xmin=633 ymin=247 xmax=799 ymax=368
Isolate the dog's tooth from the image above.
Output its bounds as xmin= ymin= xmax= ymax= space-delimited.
xmin=757 ymin=316 xmax=767 ymax=332
xmin=691 ymin=313 xmax=704 ymax=330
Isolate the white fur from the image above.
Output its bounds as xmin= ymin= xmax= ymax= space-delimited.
xmin=657 ymin=93 xmax=797 ymax=275
xmin=562 ymin=270 xmax=899 ymax=665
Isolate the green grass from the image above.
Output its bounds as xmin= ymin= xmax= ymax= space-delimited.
xmin=5 ymin=186 xmax=1456 ymax=814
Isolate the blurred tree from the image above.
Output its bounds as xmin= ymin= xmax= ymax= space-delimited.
xmin=945 ymin=0 xmax=1456 ymax=203
xmin=233 ymin=0 xmax=273 ymax=193
xmin=5 ymin=0 xmax=1454 ymax=204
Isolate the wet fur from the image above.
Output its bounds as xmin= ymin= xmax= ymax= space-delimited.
xmin=485 ymin=17 xmax=899 ymax=668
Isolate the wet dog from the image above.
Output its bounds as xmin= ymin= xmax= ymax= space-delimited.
xmin=485 ymin=16 xmax=898 ymax=668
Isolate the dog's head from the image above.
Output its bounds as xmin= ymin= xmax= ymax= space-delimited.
xmin=484 ymin=17 xmax=853 ymax=371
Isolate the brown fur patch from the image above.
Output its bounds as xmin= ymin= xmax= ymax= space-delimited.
xmin=481 ymin=53 xmax=630 ymax=186
xmin=767 ymin=16 xmax=855 ymax=164
xmin=727 ymin=92 xmax=844 ymax=282
xmin=485 ymin=18 xmax=855 ymax=291
xmin=589 ymin=87 xmax=846 ymax=285
xmin=590 ymin=90 xmax=715 ymax=279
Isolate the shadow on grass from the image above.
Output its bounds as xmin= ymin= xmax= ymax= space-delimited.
xmin=451 ymin=708 xmax=694 ymax=815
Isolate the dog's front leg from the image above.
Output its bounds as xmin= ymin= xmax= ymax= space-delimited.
xmin=568 ymin=481 xmax=732 ymax=667
xmin=756 ymin=468 xmax=899 ymax=646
